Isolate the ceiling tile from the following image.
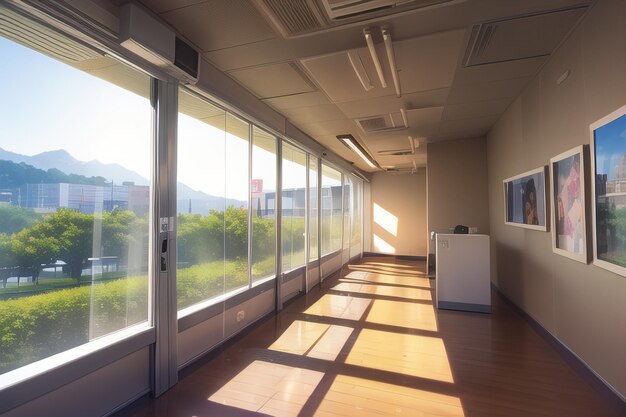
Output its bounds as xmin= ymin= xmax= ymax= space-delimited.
xmin=464 ymin=7 xmax=586 ymax=66
xmin=204 ymin=38 xmax=292 ymax=71
xmin=139 ymin=0 xmax=205 ymax=14
xmin=394 ymin=29 xmax=465 ymax=95
xmin=263 ymin=91 xmax=331 ymax=110
xmin=297 ymin=119 xmax=357 ymax=137
xmin=405 ymin=106 xmax=444 ymax=136
xmin=446 ymin=77 xmax=531 ymax=104
xmin=282 ymin=103 xmax=346 ymax=125
xmin=436 ymin=114 xmax=501 ymax=139
xmin=335 ymin=88 xmax=449 ymax=119
xmin=441 ymin=98 xmax=512 ymax=121
xmin=160 ymin=0 xmax=276 ymax=51
xmin=453 ymin=56 xmax=546 ymax=85
xmin=228 ymin=63 xmax=316 ymax=99
xmin=301 ymin=49 xmax=394 ymax=103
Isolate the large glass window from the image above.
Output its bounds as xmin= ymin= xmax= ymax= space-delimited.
xmin=308 ymin=156 xmax=319 ymax=261
xmin=350 ymin=177 xmax=363 ymax=258
xmin=343 ymin=175 xmax=352 ymax=257
xmin=224 ymin=114 xmax=250 ymax=292
xmin=251 ymin=127 xmax=276 ymax=282
xmin=176 ymin=90 xmax=226 ymax=311
xmin=321 ymin=164 xmax=343 ymax=255
xmin=281 ymin=143 xmax=307 ymax=271
xmin=0 ymin=24 xmax=152 ymax=376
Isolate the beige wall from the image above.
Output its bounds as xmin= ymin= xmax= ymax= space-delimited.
xmin=427 ymin=137 xmax=490 ymax=254
xmin=369 ymin=170 xmax=427 ymax=257
xmin=487 ymin=0 xmax=626 ymax=399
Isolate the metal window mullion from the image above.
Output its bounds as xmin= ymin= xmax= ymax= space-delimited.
xmin=304 ymin=154 xmax=310 ymax=293
xmin=152 ymin=79 xmax=178 ymax=397
xmin=317 ymin=158 xmax=322 ymax=283
xmin=247 ymin=124 xmax=253 ymax=288
xmin=275 ymin=138 xmax=283 ymax=310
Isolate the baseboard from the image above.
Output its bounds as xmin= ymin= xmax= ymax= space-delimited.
xmin=362 ymin=252 xmax=426 ymax=261
xmin=437 ymin=301 xmax=491 ymax=313
xmin=491 ymin=283 xmax=626 ymax=415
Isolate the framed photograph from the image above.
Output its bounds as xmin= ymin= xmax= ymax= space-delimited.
xmin=590 ymin=104 xmax=626 ymax=276
xmin=503 ymin=166 xmax=549 ymax=231
xmin=550 ymin=145 xmax=589 ymax=263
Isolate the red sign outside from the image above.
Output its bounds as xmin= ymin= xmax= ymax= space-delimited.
xmin=252 ymin=179 xmax=263 ymax=194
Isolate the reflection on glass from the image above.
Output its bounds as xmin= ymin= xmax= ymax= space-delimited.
xmin=594 ymin=113 xmax=626 ymax=268
xmin=176 ymin=90 xmax=226 ymax=311
xmin=321 ymin=164 xmax=342 ymax=255
xmin=251 ymin=127 xmax=276 ymax=282
xmin=309 ymin=156 xmax=319 ymax=261
xmin=281 ymin=143 xmax=307 ymax=271
xmin=343 ymin=175 xmax=352 ymax=258
xmin=0 ymin=26 xmax=150 ymax=376
xmin=225 ymin=114 xmax=249 ymax=292
xmin=350 ymin=177 xmax=362 ymax=258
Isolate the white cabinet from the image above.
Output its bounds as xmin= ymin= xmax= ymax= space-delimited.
xmin=435 ymin=234 xmax=491 ymax=313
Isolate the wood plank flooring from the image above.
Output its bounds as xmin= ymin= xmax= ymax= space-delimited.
xmin=116 ymin=257 xmax=621 ymax=417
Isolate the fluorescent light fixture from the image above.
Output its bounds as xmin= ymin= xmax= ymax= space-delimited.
xmin=408 ymin=136 xmax=415 ymax=154
xmin=364 ymin=28 xmax=387 ymax=88
xmin=337 ymin=134 xmax=379 ymax=169
xmin=400 ymin=108 xmax=409 ymax=128
xmin=347 ymin=50 xmax=373 ymax=91
xmin=382 ymin=28 xmax=401 ymax=97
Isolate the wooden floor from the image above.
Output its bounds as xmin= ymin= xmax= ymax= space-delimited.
xmin=117 ymin=258 xmax=620 ymax=417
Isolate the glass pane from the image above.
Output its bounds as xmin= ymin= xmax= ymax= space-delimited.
xmin=251 ymin=127 xmax=276 ymax=282
xmin=309 ymin=156 xmax=319 ymax=261
xmin=343 ymin=175 xmax=352 ymax=253
xmin=350 ymin=177 xmax=362 ymax=258
xmin=224 ymin=114 xmax=249 ymax=292
xmin=176 ymin=89 xmax=226 ymax=311
xmin=321 ymin=164 xmax=343 ymax=255
xmin=0 ymin=22 xmax=151 ymax=375
xmin=281 ymin=143 xmax=307 ymax=271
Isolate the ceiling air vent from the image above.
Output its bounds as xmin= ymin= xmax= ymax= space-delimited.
xmin=321 ymin=0 xmax=453 ymax=20
xmin=255 ymin=0 xmax=456 ymax=36
xmin=464 ymin=6 xmax=588 ymax=67
xmin=255 ymin=0 xmax=325 ymax=37
xmin=356 ymin=113 xmax=405 ymax=133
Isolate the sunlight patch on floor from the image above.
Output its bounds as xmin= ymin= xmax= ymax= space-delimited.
xmin=208 ymin=360 xmax=324 ymax=415
xmin=366 ymin=299 xmax=438 ymax=331
xmin=345 ymin=329 xmax=454 ymax=383
xmin=304 ymin=294 xmax=371 ymax=321
xmin=314 ymin=374 xmax=465 ymax=417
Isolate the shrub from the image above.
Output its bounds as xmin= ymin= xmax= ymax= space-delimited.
xmin=0 ymin=256 xmax=274 ymax=374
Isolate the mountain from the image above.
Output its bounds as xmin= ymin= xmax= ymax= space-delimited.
xmin=0 ymin=159 xmax=108 ymax=188
xmin=0 ymin=147 xmax=245 ymax=212
xmin=0 ymin=148 xmax=147 ymax=186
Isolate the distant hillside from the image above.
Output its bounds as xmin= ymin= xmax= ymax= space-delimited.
xmin=0 ymin=147 xmax=246 ymax=213
xmin=0 ymin=159 xmax=108 ymax=188
xmin=0 ymin=147 xmax=147 ymax=185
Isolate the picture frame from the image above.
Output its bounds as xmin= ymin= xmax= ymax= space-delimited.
xmin=590 ymin=104 xmax=626 ymax=276
xmin=503 ymin=166 xmax=549 ymax=231
xmin=549 ymin=145 xmax=589 ymax=263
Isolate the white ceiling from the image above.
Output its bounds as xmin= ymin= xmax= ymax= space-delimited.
xmin=137 ymin=0 xmax=593 ymax=172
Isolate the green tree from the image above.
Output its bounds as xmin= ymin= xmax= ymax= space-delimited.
xmin=0 ymin=204 xmax=40 ymax=235
xmin=102 ymin=209 xmax=136 ymax=260
xmin=11 ymin=222 xmax=60 ymax=283
xmin=225 ymin=206 xmax=248 ymax=258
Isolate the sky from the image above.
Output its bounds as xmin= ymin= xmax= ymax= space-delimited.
xmin=594 ymin=113 xmax=626 ymax=180
xmin=0 ymin=36 xmax=335 ymax=201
